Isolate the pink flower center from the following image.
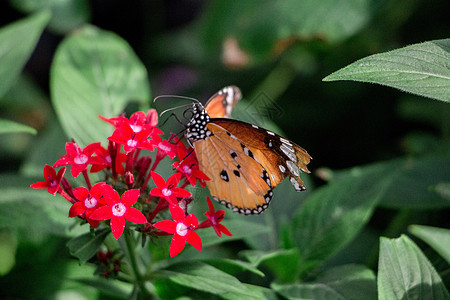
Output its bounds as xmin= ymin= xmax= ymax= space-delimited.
xmin=112 ymin=202 xmax=126 ymax=217
xmin=74 ymin=154 xmax=88 ymax=165
xmin=130 ymin=124 xmax=142 ymax=133
xmin=127 ymin=139 xmax=138 ymax=148
xmin=105 ymin=155 xmax=112 ymax=164
xmin=162 ymin=188 xmax=172 ymax=197
xmin=182 ymin=165 xmax=192 ymax=175
xmin=84 ymin=196 xmax=98 ymax=209
xmin=176 ymin=222 xmax=188 ymax=237
xmin=49 ymin=178 xmax=58 ymax=188
xmin=158 ymin=142 xmax=171 ymax=152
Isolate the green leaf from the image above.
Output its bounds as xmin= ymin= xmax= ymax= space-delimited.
xmin=201 ymin=0 xmax=374 ymax=64
xmin=50 ymin=25 xmax=150 ymax=147
xmin=0 ymin=119 xmax=37 ymax=135
xmin=292 ymin=163 xmax=387 ymax=273
xmin=409 ymin=225 xmax=450 ymax=264
xmin=66 ymin=228 xmax=110 ymax=264
xmin=378 ymin=235 xmax=450 ymax=300
xmin=204 ymin=258 xmax=265 ymax=277
xmin=20 ymin=122 xmax=67 ymax=177
xmin=154 ymin=261 xmax=257 ymax=299
xmin=9 ymin=0 xmax=90 ymax=34
xmin=240 ymin=249 xmax=300 ymax=282
xmin=324 ymin=38 xmax=450 ymax=102
xmin=272 ymin=264 xmax=376 ymax=300
xmin=0 ymin=174 xmax=73 ymax=242
xmin=336 ymin=154 xmax=450 ymax=209
xmin=0 ymin=230 xmax=18 ymax=275
xmin=197 ymin=219 xmax=271 ymax=247
xmin=0 ymin=11 xmax=50 ymax=98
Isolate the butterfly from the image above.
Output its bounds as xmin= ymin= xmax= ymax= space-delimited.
xmin=185 ymin=86 xmax=311 ymax=215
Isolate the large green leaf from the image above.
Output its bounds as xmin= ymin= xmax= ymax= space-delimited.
xmin=292 ymin=163 xmax=388 ymax=273
xmin=9 ymin=0 xmax=90 ymax=34
xmin=161 ymin=0 xmax=376 ymax=65
xmin=272 ymin=264 xmax=376 ymax=300
xmin=0 ymin=119 xmax=36 ymax=135
xmin=409 ymin=225 xmax=450 ymax=264
xmin=378 ymin=235 xmax=449 ymax=300
xmin=0 ymin=174 xmax=74 ymax=242
xmin=333 ymin=154 xmax=450 ymax=209
xmin=154 ymin=261 xmax=259 ymax=299
xmin=0 ymin=11 xmax=50 ymax=98
xmin=240 ymin=248 xmax=300 ymax=282
xmin=51 ymin=25 xmax=150 ymax=147
xmin=324 ymin=39 xmax=450 ymax=102
xmin=197 ymin=219 xmax=271 ymax=247
xmin=203 ymin=258 xmax=265 ymax=278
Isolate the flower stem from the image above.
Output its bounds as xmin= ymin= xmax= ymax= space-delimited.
xmin=123 ymin=232 xmax=153 ymax=298
xmin=82 ymin=170 xmax=92 ymax=190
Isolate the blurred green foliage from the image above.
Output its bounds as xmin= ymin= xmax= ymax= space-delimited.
xmin=0 ymin=0 xmax=448 ymax=299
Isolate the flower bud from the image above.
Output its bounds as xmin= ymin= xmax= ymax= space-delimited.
xmin=146 ymin=109 xmax=158 ymax=127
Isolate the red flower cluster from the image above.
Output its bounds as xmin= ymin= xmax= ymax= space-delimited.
xmin=31 ymin=109 xmax=231 ymax=257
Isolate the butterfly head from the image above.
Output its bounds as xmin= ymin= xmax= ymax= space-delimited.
xmin=185 ymin=103 xmax=212 ymax=142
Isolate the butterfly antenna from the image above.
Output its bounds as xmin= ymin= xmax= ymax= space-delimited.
xmin=153 ymin=94 xmax=201 ymax=110
xmin=158 ymin=112 xmax=188 ymax=128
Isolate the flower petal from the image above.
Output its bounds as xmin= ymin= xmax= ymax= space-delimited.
xmin=69 ymin=201 xmax=86 ymax=217
xmin=110 ymin=216 xmax=125 ymax=240
xmin=169 ymin=204 xmax=185 ymax=222
xmin=30 ymin=181 xmax=49 ymax=189
xmin=184 ymin=214 xmax=199 ymax=228
xmin=83 ymin=142 xmax=101 ymax=156
xmin=172 ymin=188 xmax=192 ymax=197
xmin=73 ymin=186 xmax=89 ymax=201
xmin=185 ymin=231 xmax=202 ymax=251
xmin=121 ymin=189 xmax=140 ymax=207
xmin=206 ymin=196 xmax=215 ymax=213
xmin=56 ymin=166 xmax=66 ymax=180
xmin=150 ymin=171 xmax=166 ymax=189
xmin=149 ymin=187 xmax=163 ymax=197
xmin=218 ymin=224 xmax=232 ymax=237
xmin=153 ymin=220 xmax=176 ymax=234
xmin=167 ymin=172 xmax=182 ymax=187
xmin=124 ymin=207 xmax=147 ymax=224
xmin=90 ymin=182 xmax=108 ymax=198
xmin=170 ymin=234 xmax=186 ymax=257
xmin=90 ymin=206 xmax=113 ymax=220
xmin=70 ymin=164 xmax=86 ymax=178
xmin=43 ymin=164 xmax=57 ymax=179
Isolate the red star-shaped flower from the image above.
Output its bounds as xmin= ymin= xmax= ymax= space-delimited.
xmin=108 ymin=124 xmax=155 ymax=154
xmin=172 ymin=142 xmax=209 ymax=187
xmin=69 ymin=182 xmax=109 ymax=227
xmin=149 ymin=171 xmax=192 ymax=204
xmin=154 ymin=139 xmax=177 ymax=159
xmin=30 ymin=164 xmax=66 ymax=195
xmin=53 ymin=142 xmax=105 ymax=177
xmin=99 ymin=110 xmax=157 ymax=131
xmin=90 ymin=145 xmax=126 ymax=175
xmin=90 ymin=186 xmax=147 ymax=239
xmin=153 ymin=204 xmax=202 ymax=257
xmin=198 ymin=196 xmax=232 ymax=237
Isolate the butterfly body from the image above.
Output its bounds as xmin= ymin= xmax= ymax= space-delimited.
xmin=186 ymin=86 xmax=311 ymax=215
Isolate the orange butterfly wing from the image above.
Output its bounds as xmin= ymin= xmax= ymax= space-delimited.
xmin=204 ymin=86 xmax=241 ymax=118
xmin=194 ymin=122 xmax=273 ymax=214
xmin=211 ymin=119 xmax=311 ymax=191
